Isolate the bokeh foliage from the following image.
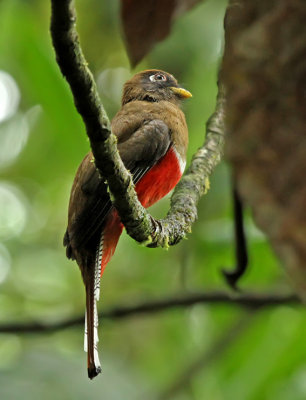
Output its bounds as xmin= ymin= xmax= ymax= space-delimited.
xmin=0 ymin=0 xmax=304 ymax=399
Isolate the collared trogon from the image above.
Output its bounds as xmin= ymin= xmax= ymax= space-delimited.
xmin=63 ymin=70 xmax=192 ymax=379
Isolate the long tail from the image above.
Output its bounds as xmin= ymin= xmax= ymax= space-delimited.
xmin=84 ymin=209 xmax=123 ymax=379
xmin=84 ymin=257 xmax=101 ymax=379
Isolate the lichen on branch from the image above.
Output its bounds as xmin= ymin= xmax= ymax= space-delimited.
xmin=50 ymin=0 xmax=225 ymax=248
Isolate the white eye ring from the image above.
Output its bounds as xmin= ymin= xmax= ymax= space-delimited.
xmin=149 ymin=73 xmax=167 ymax=82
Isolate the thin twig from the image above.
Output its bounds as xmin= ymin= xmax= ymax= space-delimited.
xmin=50 ymin=0 xmax=225 ymax=248
xmin=222 ymin=185 xmax=249 ymax=290
xmin=0 ymin=291 xmax=299 ymax=334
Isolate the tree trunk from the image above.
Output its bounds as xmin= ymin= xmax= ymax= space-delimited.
xmin=222 ymin=0 xmax=306 ymax=296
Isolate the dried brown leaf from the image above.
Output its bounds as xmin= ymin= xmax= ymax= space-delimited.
xmin=120 ymin=0 xmax=201 ymax=67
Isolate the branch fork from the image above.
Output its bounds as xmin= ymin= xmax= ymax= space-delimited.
xmin=50 ymin=0 xmax=225 ymax=248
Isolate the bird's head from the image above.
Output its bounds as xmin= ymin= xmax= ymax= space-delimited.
xmin=122 ymin=69 xmax=192 ymax=106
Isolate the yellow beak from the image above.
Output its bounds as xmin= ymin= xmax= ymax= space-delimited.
xmin=170 ymin=87 xmax=192 ymax=99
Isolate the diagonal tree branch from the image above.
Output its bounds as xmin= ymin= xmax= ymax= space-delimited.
xmin=50 ymin=0 xmax=225 ymax=248
xmin=0 ymin=291 xmax=299 ymax=334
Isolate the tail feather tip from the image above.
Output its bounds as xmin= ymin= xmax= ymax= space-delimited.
xmin=88 ymin=365 xmax=102 ymax=380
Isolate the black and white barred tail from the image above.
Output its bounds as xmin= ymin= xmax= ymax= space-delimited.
xmin=84 ymin=233 xmax=103 ymax=379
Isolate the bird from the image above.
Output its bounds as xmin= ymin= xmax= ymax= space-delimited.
xmin=63 ymin=69 xmax=192 ymax=379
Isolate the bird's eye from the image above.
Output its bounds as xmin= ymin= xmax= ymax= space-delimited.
xmin=149 ymin=73 xmax=167 ymax=82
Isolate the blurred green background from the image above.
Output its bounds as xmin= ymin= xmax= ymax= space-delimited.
xmin=0 ymin=0 xmax=304 ymax=399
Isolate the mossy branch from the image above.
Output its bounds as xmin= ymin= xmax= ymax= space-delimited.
xmin=50 ymin=0 xmax=225 ymax=248
xmin=0 ymin=291 xmax=299 ymax=334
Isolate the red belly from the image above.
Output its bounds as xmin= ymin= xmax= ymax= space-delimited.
xmin=100 ymin=147 xmax=182 ymax=275
xmin=135 ymin=147 xmax=182 ymax=208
